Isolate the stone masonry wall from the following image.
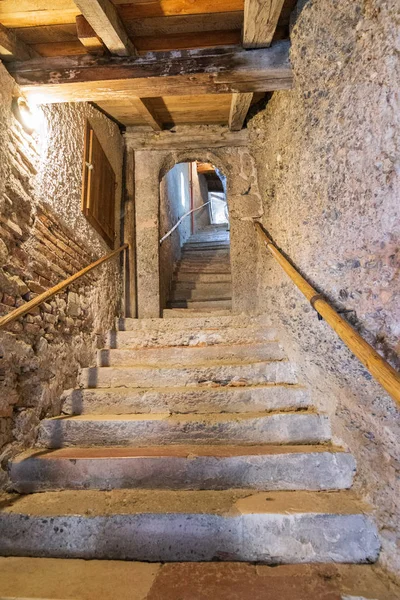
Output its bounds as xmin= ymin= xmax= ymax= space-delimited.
xmin=0 ymin=63 xmax=124 ymax=483
xmin=248 ymin=0 xmax=400 ymax=577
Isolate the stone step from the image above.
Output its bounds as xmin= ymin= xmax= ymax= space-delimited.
xmin=172 ymin=281 xmax=232 ymax=294
xmin=182 ymin=245 xmax=230 ymax=252
xmin=107 ymin=325 xmax=278 ymax=349
xmin=168 ymin=299 xmax=232 ymax=309
xmin=80 ymin=360 xmax=297 ymax=389
xmin=98 ymin=342 xmax=285 ymax=368
xmin=173 ymin=272 xmax=232 ymax=282
xmin=10 ymin=445 xmax=356 ymax=494
xmin=117 ymin=315 xmax=265 ymax=330
xmin=179 ymin=255 xmax=230 ymax=262
xmin=177 ymin=259 xmax=230 ymax=266
xmin=11 ymin=445 xmax=356 ymax=493
xmin=170 ymin=291 xmax=232 ymax=302
xmin=0 ymin=490 xmax=379 ymax=563
xmin=176 ymin=267 xmax=231 ymax=274
xmin=37 ymin=411 xmax=330 ymax=448
xmin=61 ymin=383 xmax=311 ymax=415
xmin=162 ymin=308 xmax=233 ymax=318
xmin=169 ymin=295 xmax=232 ymax=303
xmin=0 ymin=561 xmax=395 ymax=600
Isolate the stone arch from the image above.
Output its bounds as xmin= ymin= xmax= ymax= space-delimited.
xmin=158 ymin=151 xmax=230 ymax=224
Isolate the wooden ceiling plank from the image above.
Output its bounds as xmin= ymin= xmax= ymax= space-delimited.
xmin=243 ymin=0 xmax=286 ymax=48
xmin=76 ymin=14 xmax=106 ymax=54
xmin=116 ymin=1 xmax=244 ymax=19
xmin=0 ymin=22 xmax=38 ymax=61
xmin=74 ymin=0 xmax=137 ymax=56
xmin=228 ymin=92 xmax=253 ymax=131
xmin=123 ymin=12 xmax=243 ymax=37
xmin=0 ymin=1 xmax=243 ymax=29
xmin=130 ymin=97 xmax=163 ymax=131
xmin=0 ymin=10 xmax=80 ymax=29
xmin=135 ymin=30 xmax=240 ymax=53
xmin=7 ymin=42 xmax=292 ymax=103
xmin=12 ymin=24 xmax=78 ymax=45
xmin=31 ymin=41 xmax=88 ymax=57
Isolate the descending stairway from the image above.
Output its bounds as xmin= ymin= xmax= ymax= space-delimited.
xmin=168 ymin=224 xmax=232 ymax=311
xmin=2 ymin=312 xmax=380 ymax=567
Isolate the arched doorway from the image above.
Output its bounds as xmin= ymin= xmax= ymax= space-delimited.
xmin=159 ymin=160 xmax=231 ymax=312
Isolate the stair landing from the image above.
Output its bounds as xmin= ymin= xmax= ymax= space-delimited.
xmin=0 ymin=559 xmax=397 ymax=600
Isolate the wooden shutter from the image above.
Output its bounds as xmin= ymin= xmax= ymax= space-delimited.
xmin=81 ymin=120 xmax=116 ymax=248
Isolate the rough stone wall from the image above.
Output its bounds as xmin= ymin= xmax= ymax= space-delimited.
xmin=248 ymin=0 xmax=400 ymax=576
xmin=127 ymin=131 xmax=263 ymax=318
xmin=159 ymin=162 xmax=191 ymax=309
xmin=0 ymin=63 xmax=124 ymax=482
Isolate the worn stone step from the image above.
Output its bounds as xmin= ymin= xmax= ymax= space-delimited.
xmin=177 ymin=259 xmax=230 ymax=266
xmin=172 ymin=280 xmax=232 ymax=289
xmin=179 ymin=256 xmax=230 ymax=263
xmin=37 ymin=411 xmax=330 ymax=448
xmin=62 ymin=383 xmax=311 ymax=415
xmin=171 ymin=282 xmax=232 ymax=298
xmin=182 ymin=246 xmax=230 ymax=253
xmin=98 ymin=342 xmax=285 ymax=368
xmin=177 ymin=264 xmax=231 ymax=271
xmin=176 ymin=269 xmax=231 ymax=276
xmin=162 ymin=308 xmax=233 ymax=318
xmin=118 ymin=315 xmax=253 ymax=331
xmin=80 ymin=359 xmax=297 ymax=389
xmin=173 ymin=272 xmax=232 ymax=285
xmin=173 ymin=272 xmax=232 ymax=282
xmin=0 ymin=490 xmax=379 ymax=563
xmin=170 ymin=291 xmax=232 ymax=302
xmin=107 ymin=325 xmax=278 ymax=349
xmin=11 ymin=445 xmax=356 ymax=493
xmin=168 ymin=299 xmax=232 ymax=309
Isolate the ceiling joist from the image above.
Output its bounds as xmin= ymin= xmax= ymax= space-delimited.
xmin=243 ymin=0 xmax=287 ymax=48
xmin=229 ymin=92 xmax=254 ymax=131
xmin=0 ymin=23 xmax=38 ymax=62
xmin=76 ymin=15 xmax=105 ymax=54
xmin=73 ymin=0 xmax=137 ymax=56
xmin=7 ymin=42 xmax=292 ymax=104
xmin=130 ymin=98 xmax=163 ymax=131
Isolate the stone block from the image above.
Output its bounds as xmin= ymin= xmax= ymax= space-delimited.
xmin=2 ymin=294 xmax=15 ymax=307
xmin=67 ymin=292 xmax=81 ymax=317
xmin=26 ymin=280 xmax=47 ymax=295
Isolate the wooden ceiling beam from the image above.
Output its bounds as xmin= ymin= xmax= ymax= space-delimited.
xmin=130 ymin=98 xmax=163 ymax=131
xmin=76 ymin=14 xmax=106 ymax=54
xmin=125 ymin=127 xmax=249 ymax=150
xmin=0 ymin=23 xmax=38 ymax=62
xmin=74 ymin=0 xmax=137 ymax=56
xmin=7 ymin=42 xmax=292 ymax=104
xmin=228 ymin=92 xmax=253 ymax=131
xmin=243 ymin=0 xmax=286 ymax=48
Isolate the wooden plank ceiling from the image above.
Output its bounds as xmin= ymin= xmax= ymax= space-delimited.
xmin=0 ymin=0 xmax=297 ymax=129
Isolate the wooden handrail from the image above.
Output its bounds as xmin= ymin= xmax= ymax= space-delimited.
xmin=255 ymin=221 xmax=400 ymax=407
xmin=0 ymin=243 xmax=128 ymax=330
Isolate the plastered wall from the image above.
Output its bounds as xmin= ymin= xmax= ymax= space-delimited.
xmin=159 ymin=162 xmax=191 ymax=309
xmin=0 ymin=63 xmax=124 ymax=482
xmin=248 ymin=0 xmax=400 ymax=577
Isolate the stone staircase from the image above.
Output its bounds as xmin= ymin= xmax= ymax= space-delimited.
xmin=167 ymin=225 xmax=232 ymax=311
xmin=2 ymin=312 xmax=380 ymax=566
